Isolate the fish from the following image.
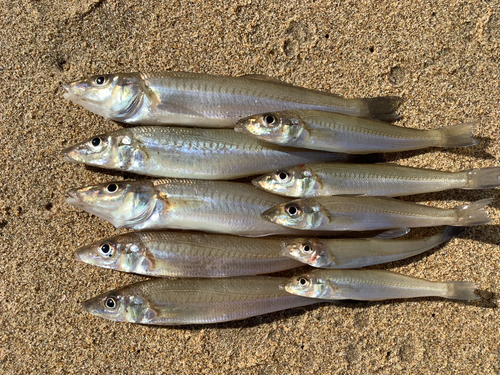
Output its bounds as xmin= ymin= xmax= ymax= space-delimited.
xmin=74 ymin=231 xmax=303 ymax=277
xmin=65 ymin=178 xmax=331 ymax=236
xmin=61 ymin=126 xmax=359 ymax=180
xmin=281 ymin=269 xmax=480 ymax=301
xmin=253 ymin=163 xmax=500 ymax=197
xmin=234 ymin=110 xmax=477 ymax=153
xmin=282 ymin=226 xmax=463 ymax=268
xmin=261 ymin=196 xmax=492 ymax=231
xmin=62 ymin=72 xmax=401 ymax=127
xmin=81 ymin=277 xmax=322 ymax=325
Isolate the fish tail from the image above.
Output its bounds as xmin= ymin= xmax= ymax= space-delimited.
xmin=454 ymin=198 xmax=493 ymax=226
xmin=360 ymin=96 xmax=403 ymax=122
xmin=464 ymin=167 xmax=500 ymax=189
xmin=437 ymin=122 xmax=478 ymax=147
xmin=444 ymin=281 xmax=480 ymax=300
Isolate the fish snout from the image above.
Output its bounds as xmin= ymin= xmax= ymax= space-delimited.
xmin=65 ymin=189 xmax=81 ymax=205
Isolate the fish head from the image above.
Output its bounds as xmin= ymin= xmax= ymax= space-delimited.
xmin=252 ymin=165 xmax=319 ymax=197
xmin=66 ymin=180 xmax=158 ymax=228
xmin=281 ymin=238 xmax=333 ymax=268
xmin=261 ymin=199 xmax=329 ymax=230
xmin=74 ymin=232 xmax=146 ymax=272
xmin=63 ymin=73 xmax=143 ymax=120
xmin=82 ymin=288 xmax=147 ymax=323
xmin=61 ymin=129 xmax=141 ymax=170
xmin=235 ymin=112 xmax=306 ymax=144
xmin=280 ymin=272 xmax=329 ymax=298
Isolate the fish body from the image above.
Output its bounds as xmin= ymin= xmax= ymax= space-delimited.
xmin=66 ymin=179 xmax=326 ymax=236
xmin=235 ymin=110 xmax=476 ymax=153
xmin=282 ymin=226 xmax=463 ymax=268
xmin=75 ymin=231 xmax=303 ymax=277
xmin=82 ymin=277 xmax=320 ymax=325
xmin=282 ymin=269 xmax=479 ymax=301
xmin=253 ymin=163 xmax=500 ymax=197
xmin=63 ymin=72 xmax=401 ymax=127
xmin=61 ymin=126 xmax=355 ymax=179
xmin=262 ymin=196 xmax=492 ymax=231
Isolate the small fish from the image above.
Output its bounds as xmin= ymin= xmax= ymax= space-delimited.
xmin=282 ymin=226 xmax=463 ymax=268
xmin=65 ymin=178 xmax=327 ymax=236
xmin=281 ymin=269 xmax=480 ymax=301
xmin=82 ymin=277 xmax=320 ymax=325
xmin=75 ymin=231 xmax=303 ymax=277
xmin=61 ymin=126 xmax=356 ymax=180
xmin=262 ymin=196 xmax=492 ymax=231
xmin=235 ymin=110 xmax=477 ymax=153
xmin=253 ymin=163 xmax=500 ymax=197
xmin=62 ymin=72 xmax=401 ymax=127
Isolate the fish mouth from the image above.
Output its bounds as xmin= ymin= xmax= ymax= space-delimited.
xmin=65 ymin=189 xmax=81 ymax=205
xmin=260 ymin=207 xmax=279 ymax=223
xmin=251 ymin=176 xmax=263 ymax=188
xmin=74 ymin=247 xmax=98 ymax=264
xmin=81 ymin=297 xmax=99 ymax=315
xmin=278 ymin=281 xmax=288 ymax=290
xmin=233 ymin=122 xmax=246 ymax=132
xmin=61 ymin=147 xmax=79 ymax=163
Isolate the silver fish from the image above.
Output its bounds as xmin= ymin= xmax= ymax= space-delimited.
xmin=82 ymin=277 xmax=321 ymax=325
xmin=75 ymin=231 xmax=303 ymax=277
xmin=61 ymin=126 xmax=356 ymax=180
xmin=62 ymin=72 xmax=401 ymax=127
xmin=282 ymin=226 xmax=463 ymax=268
xmin=253 ymin=163 xmax=500 ymax=197
xmin=262 ymin=196 xmax=492 ymax=231
xmin=234 ymin=110 xmax=477 ymax=153
xmin=282 ymin=269 xmax=479 ymax=301
xmin=66 ymin=178 xmax=327 ymax=236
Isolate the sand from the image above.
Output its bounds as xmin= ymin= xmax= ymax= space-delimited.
xmin=1 ymin=0 xmax=499 ymax=373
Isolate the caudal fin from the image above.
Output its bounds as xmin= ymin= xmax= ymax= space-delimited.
xmin=444 ymin=281 xmax=480 ymax=300
xmin=361 ymin=96 xmax=403 ymax=122
xmin=454 ymin=198 xmax=493 ymax=226
xmin=465 ymin=167 xmax=500 ymax=189
xmin=438 ymin=122 xmax=478 ymax=147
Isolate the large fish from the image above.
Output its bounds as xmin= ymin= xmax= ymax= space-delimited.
xmin=235 ymin=110 xmax=476 ymax=153
xmin=75 ymin=231 xmax=303 ymax=277
xmin=281 ymin=269 xmax=479 ymax=301
xmin=65 ymin=178 xmax=329 ymax=236
xmin=61 ymin=126 xmax=358 ymax=179
xmin=82 ymin=277 xmax=321 ymax=325
xmin=261 ymin=196 xmax=492 ymax=231
xmin=62 ymin=72 xmax=401 ymax=127
xmin=253 ymin=163 xmax=500 ymax=197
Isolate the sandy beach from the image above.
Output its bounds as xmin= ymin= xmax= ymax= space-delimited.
xmin=1 ymin=0 xmax=499 ymax=373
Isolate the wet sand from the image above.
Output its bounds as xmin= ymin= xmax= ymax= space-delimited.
xmin=1 ymin=0 xmax=499 ymax=373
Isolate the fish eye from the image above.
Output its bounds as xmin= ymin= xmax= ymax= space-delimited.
xmin=263 ymin=114 xmax=278 ymax=126
xmin=105 ymin=297 xmax=117 ymax=309
xmin=94 ymin=76 xmax=106 ymax=85
xmin=276 ymin=171 xmax=289 ymax=182
xmin=285 ymin=203 xmax=301 ymax=217
xmin=91 ymin=137 xmax=102 ymax=147
xmin=98 ymin=243 xmax=113 ymax=258
xmin=298 ymin=278 xmax=309 ymax=286
xmin=302 ymin=243 xmax=311 ymax=252
xmin=106 ymin=183 xmax=118 ymax=193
